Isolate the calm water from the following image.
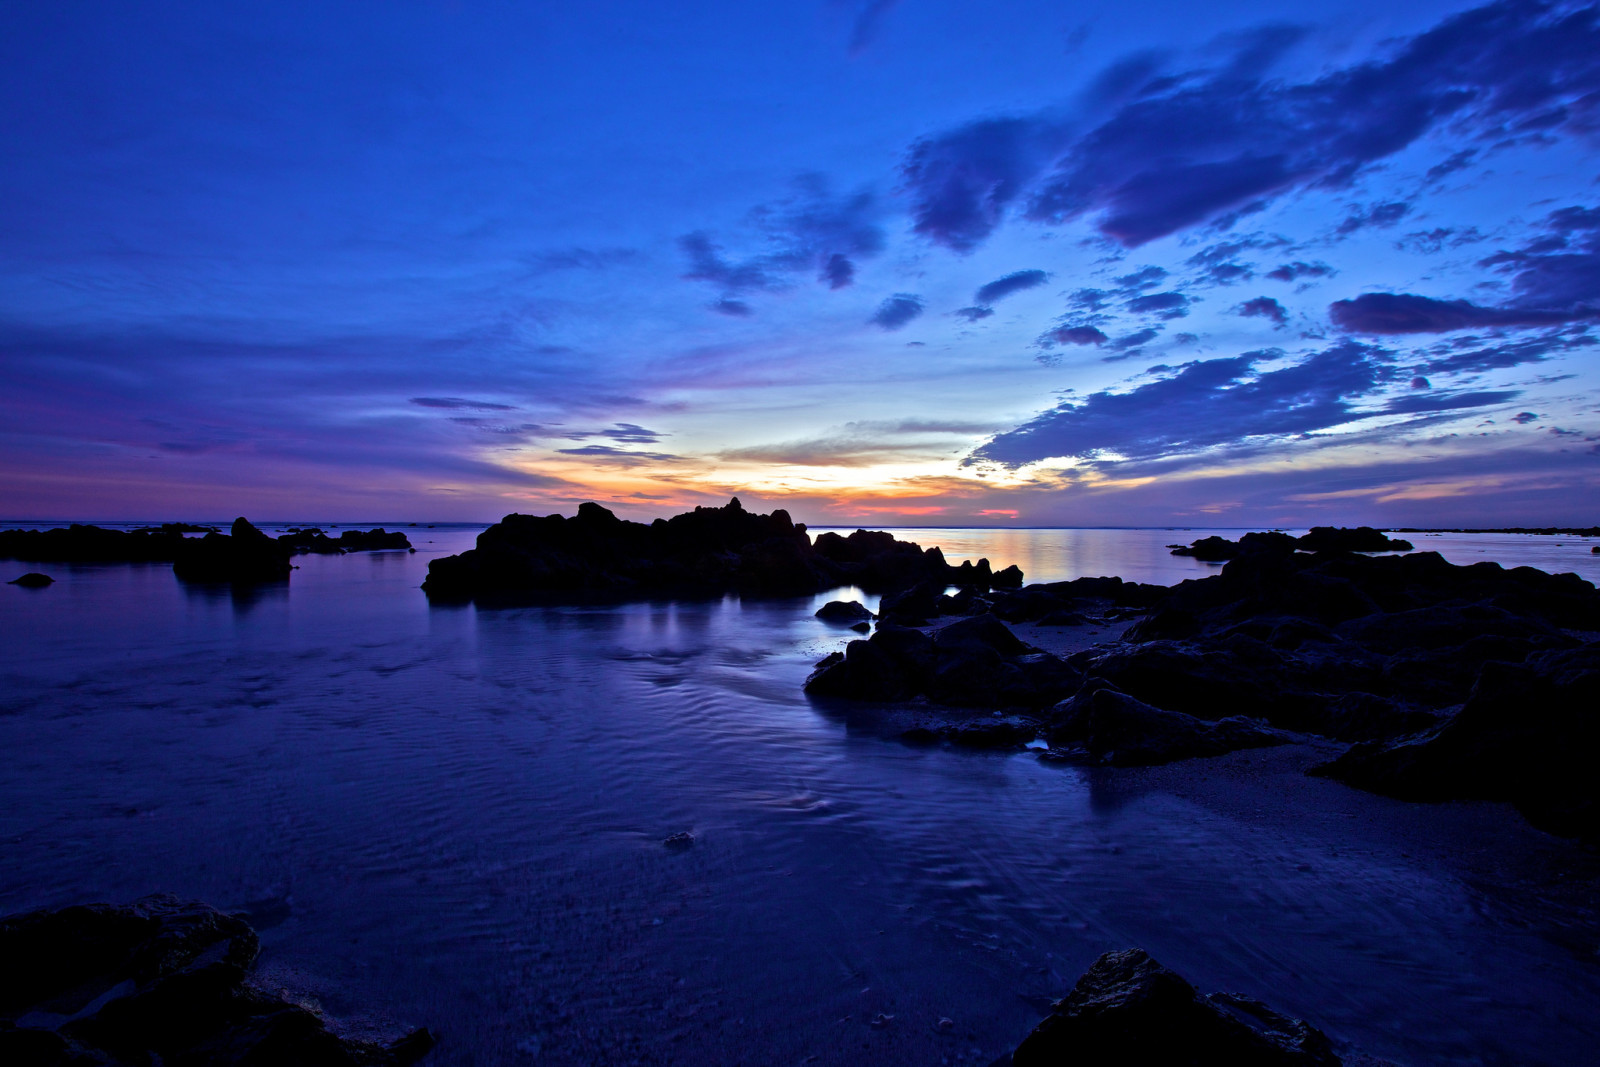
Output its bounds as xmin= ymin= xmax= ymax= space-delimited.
xmin=3 ymin=526 xmax=1599 ymax=1065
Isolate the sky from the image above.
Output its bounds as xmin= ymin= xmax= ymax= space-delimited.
xmin=2 ymin=0 xmax=1598 ymax=526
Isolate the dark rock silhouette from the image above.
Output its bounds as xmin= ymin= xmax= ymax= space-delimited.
xmin=815 ymin=600 xmax=873 ymax=624
xmin=278 ymin=528 xmax=413 ymax=554
xmin=8 ymin=572 xmax=54 ymax=587
xmin=1011 ymin=948 xmax=1345 ymax=1065
xmin=423 ymin=499 xmax=1020 ymax=602
xmin=1171 ymin=526 xmax=1412 ymax=560
xmin=0 ymin=524 xmax=190 ymax=563
xmin=1049 ymin=684 xmax=1285 ymax=765
xmin=172 ymin=518 xmax=293 ymax=584
xmin=0 ymin=894 xmax=434 ymax=1066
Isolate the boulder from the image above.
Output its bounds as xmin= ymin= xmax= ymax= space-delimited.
xmin=172 ymin=518 xmax=292 ymax=584
xmin=0 ymin=895 xmax=433 ymax=1066
xmin=1048 ymin=685 xmax=1285 ymax=765
xmin=815 ymin=600 xmax=874 ymax=624
xmin=1011 ymin=948 xmax=1343 ymax=1065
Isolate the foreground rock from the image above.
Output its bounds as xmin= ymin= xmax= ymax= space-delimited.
xmin=173 ymin=518 xmax=293 ymax=584
xmin=423 ymin=498 xmax=1019 ymax=602
xmin=1049 ymin=684 xmax=1285 ymax=765
xmin=0 ymin=895 xmax=434 ymax=1066
xmin=1011 ymin=949 xmax=1345 ymax=1065
xmin=815 ymin=599 xmax=873 ymax=624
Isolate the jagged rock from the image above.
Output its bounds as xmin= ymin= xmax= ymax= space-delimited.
xmin=172 ymin=518 xmax=293 ymax=584
xmin=424 ymin=500 xmax=1021 ymax=603
xmin=1011 ymin=948 xmax=1343 ymax=1065
xmin=815 ymin=600 xmax=873 ymax=624
xmin=1048 ymin=685 xmax=1285 ymax=765
xmin=1313 ymin=646 xmax=1600 ymax=838
xmin=805 ymin=615 xmax=1080 ymax=710
xmin=8 ymin=572 xmax=54 ymax=587
xmin=0 ymin=895 xmax=434 ymax=1067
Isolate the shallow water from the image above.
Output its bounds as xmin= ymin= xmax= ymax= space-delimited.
xmin=2 ymin=527 xmax=1599 ymax=1065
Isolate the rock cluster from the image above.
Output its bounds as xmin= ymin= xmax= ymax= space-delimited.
xmin=0 ymin=524 xmax=191 ymax=563
xmin=806 ymin=539 xmax=1600 ymax=835
xmin=173 ymin=518 xmax=294 ymax=584
xmin=1011 ymin=948 xmax=1348 ymax=1065
xmin=1170 ymin=526 xmax=1412 ymax=561
xmin=422 ymin=499 xmax=1019 ymax=602
xmin=0 ymin=895 xmax=434 ymax=1066
xmin=277 ymin=528 xmax=413 ymax=554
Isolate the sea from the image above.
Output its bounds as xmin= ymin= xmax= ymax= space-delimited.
xmin=3 ymin=523 xmax=1599 ymax=1066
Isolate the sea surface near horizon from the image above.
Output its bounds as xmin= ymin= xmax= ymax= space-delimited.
xmin=3 ymin=525 xmax=1599 ymax=1064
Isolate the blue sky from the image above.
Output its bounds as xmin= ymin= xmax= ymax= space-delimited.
xmin=2 ymin=0 xmax=1597 ymax=524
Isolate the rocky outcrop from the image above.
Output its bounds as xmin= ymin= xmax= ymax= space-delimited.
xmin=0 ymin=524 xmax=190 ymax=563
xmin=1312 ymin=646 xmax=1600 ymax=838
xmin=0 ymin=895 xmax=434 ymax=1066
xmin=278 ymin=528 xmax=413 ymax=554
xmin=172 ymin=518 xmax=293 ymax=584
xmin=1170 ymin=527 xmax=1413 ymax=560
xmin=1011 ymin=948 xmax=1345 ymax=1065
xmin=422 ymin=499 xmax=1021 ymax=602
xmin=1048 ymin=684 xmax=1285 ymax=766
xmin=805 ymin=614 xmax=1080 ymax=709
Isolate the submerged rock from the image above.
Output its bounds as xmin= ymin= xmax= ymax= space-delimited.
xmin=8 ymin=572 xmax=54 ymax=587
xmin=173 ymin=518 xmax=293 ymax=584
xmin=1011 ymin=948 xmax=1344 ymax=1065
xmin=0 ymin=894 xmax=434 ymax=1066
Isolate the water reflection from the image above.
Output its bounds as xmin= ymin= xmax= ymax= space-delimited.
xmin=177 ymin=577 xmax=289 ymax=615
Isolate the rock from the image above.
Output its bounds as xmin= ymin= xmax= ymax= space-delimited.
xmin=1169 ymin=527 xmax=1411 ymax=560
xmin=877 ymin=581 xmax=947 ymax=624
xmin=663 ymin=831 xmax=695 ymax=850
xmin=991 ymin=564 xmax=1025 ymax=588
xmin=0 ymin=895 xmax=434 ymax=1066
xmin=1312 ymin=646 xmax=1600 ymax=838
xmin=1037 ymin=609 xmax=1088 ymax=626
xmin=1298 ymin=526 xmax=1413 ymax=553
xmin=815 ymin=600 xmax=874 ymax=624
xmin=1048 ymin=685 xmax=1285 ymax=765
xmin=1011 ymin=948 xmax=1343 ymax=1066
xmin=805 ymin=615 xmax=1081 ymax=711
xmin=812 ymin=529 xmax=1010 ymax=593
xmin=0 ymin=525 xmax=189 ymax=563
xmin=850 ymin=621 xmax=871 ymax=633
xmin=8 ymin=572 xmax=53 ymax=587
xmin=172 ymin=518 xmax=293 ymax=585
xmin=338 ymin=528 xmax=413 ymax=551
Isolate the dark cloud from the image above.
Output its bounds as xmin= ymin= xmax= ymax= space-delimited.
xmin=870 ymin=293 xmax=924 ymax=329
xmin=1335 ymin=201 xmax=1413 ymax=236
xmin=411 ymin=397 xmax=517 ymax=411
xmin=564 ymin=423 xmax=666 ymax=444
xmin=1238 ymin=296 xmax=1289 ymax=326
xmin=1512 ymin=410 xmax=1541 ymax=423
xmin=1416 ymin=330 xmax=1596 ymax=374
xmin=681 ymin=178 xmax=885 ymax=307
xmin=1068 ymin=288 xmax=1114 ymax=311
xmin=1396 ymin=227 xmax=1484 ymax=254
xmin=975 ymin=269 xmax=1051 ymax=304
xmin=904 ymin=1 xmax=1600 ymax=250
xmin=1425 ymin=149 xmax=1478 ymax=182
xmin=1266 ymin=261 xmax=1334 ymax=282
xmin=554 ymin=444 xmax=681 ymax=465
xmin=1411 ymin=376 xmax=1432 ymax=389
xmin=969 ymin=341 xmax=1399 ymax=467
xmin=955 ymin=306 xmax=995 ymax=322
xmin=1115 ymin=266 xmax=1168 ymax=291
xmin=1381 ymin=389 xmax=1521 ymax=414
xmin=1330 ymin=292 xmax=1578 ymax=333
xmin=1109 ymin=327 xmax=1161 ymax=350
xmin=1044 ymin=325 xmax=1109 ymax=345
xmin=710 ymin=297 xmax=753 ymax=317
xmin=1475 ymin=204 xmax=1600 ymax=311
xmin=1126 ymin=291 xmax=1191 ymax=318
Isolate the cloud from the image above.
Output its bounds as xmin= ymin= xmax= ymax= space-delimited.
xmin=1329 ymin=292 xmax=1579 ymax=333
xmin=1238 ymin=296 xmax=1288 ymax=326
xmin=1475 ymin=204 xmax=1600 ymax=311
xmin=1043 ymin=325 xmax=1109 ymax=345
xmin=554 ymin=444 xmax=681 ymax=465
xmin=1116 ymin=265 xmax=1169 ymax=291
xmin=970 ymin=341 xmax=1401 ymax=467
xmin=975 ymin=269 xmax=1051 ymax=304
xmin=1126 ymin=291 xmax=1190 ymax=318
xmin=562 ymin=423 xmax=666 ymax=444
xmin=1512 ymin=411 xmax=1541 ymax=423
xmin=1395 ymin=227 xmax=1484 ymax=254
xmin=523 ymin=247 xmax=640 ymax=273
xmin=870 ymin=293 xmax=924 ymax=329
xmin=1109 ymin=327 xmax=1161 ymax=350
xmin=1381 ymin=389 xmax=1521 ymax=413
xmin=680 ymin=178 xmax=885 ymax=307
xmin=1416 ymin=330 xmax=1596 ymax=374
xmin=847 ymin=0 xmax=903 ymax=56
xmin=710 ymin=297 xmax=753 ymax=317
xmin=1335 ymin=201 xmax=1413 ymax=236
xmin=955 ymin=306 xmax=995 ymax=321
xmin=411 ymin=397 xmax=517 ymax=411
xmin=1266 ymin=261 xmax=1334 ymax=282
xmin=903 ymin=1 xmax=1600 ymax=250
